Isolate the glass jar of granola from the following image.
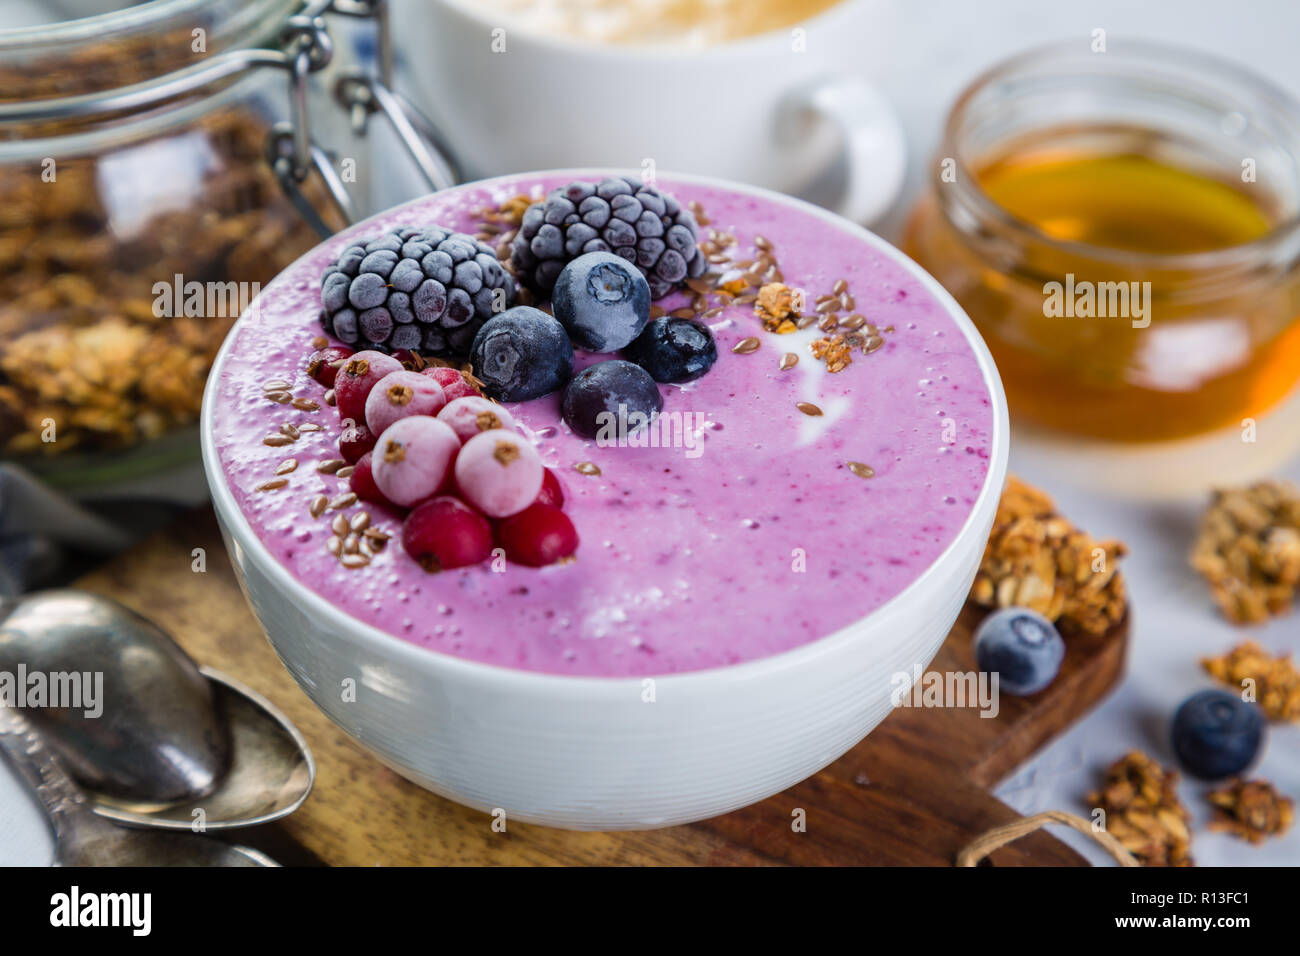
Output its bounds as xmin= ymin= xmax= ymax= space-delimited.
xmin=0 ymin=0 xmax=452 ymax=491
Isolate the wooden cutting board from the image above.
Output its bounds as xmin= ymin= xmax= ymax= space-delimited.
xmin=73 ymin=508 xmax=1127 ymax=866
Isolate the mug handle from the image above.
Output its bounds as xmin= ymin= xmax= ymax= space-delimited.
xmin=775 ymin=75 xmax=907 ymax=225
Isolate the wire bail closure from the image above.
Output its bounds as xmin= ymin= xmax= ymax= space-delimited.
xmin=0 ymin=0 xmax=460 ymax=240
xmin=271 ymin=0 xmax=460 ymax=237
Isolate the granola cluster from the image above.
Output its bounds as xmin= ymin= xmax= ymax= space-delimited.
xmin=1207 ymin=779 xmax=1295 ymax=844
xmin=754 ymin=282 xmax=798 ymax=333
xmin=0 ymin=110 xmax=328 ymax=456
xmin=1202 ymin=641 xmax=1300 ymax=722
xmin=1191 ymin=481 xmax=1300 ymax=624
xmin=1089 ymin=751 xmax=1193 ymax=866
xmin=970 ymin=476 xmax=1128 ymax=636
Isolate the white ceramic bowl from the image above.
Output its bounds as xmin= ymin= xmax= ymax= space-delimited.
xmin=201 ymin=171 xmax=1009 ymax=830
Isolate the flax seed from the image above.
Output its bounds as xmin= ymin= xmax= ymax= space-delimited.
xmin=336 ymin=465 xmax=355 ymax=479
xmin=350 ymin=512 xmax=370 ymax=532
xmin=848 ymin=461 xmax=876 ymax=479
xmin=340 ymin=552 xmax=370 ymax=568
xmin=732 ymin=337 xmax=761 ymax=354
xmin=265 ymin=391 xmax=292 ymax=404
xmin=280 ymin=423 xmax=300 ymax=440
xmin=832 ymin=279 xmax=848 ymax=295
xmin=815 ymin=298 xmax=838 ymax=314
xmin=574 ymin=461 xmax=602 ymax=477
xmin=331 ymin=514 xmax=350 ymax=536
xmin=780 ymin=353 xmax=799 ymax=370
xmin=275 ymin=459 xmax=298 ymax=476
xmin=255 ymin=478 xmax=287 ymax=492
xmin=263 ymin=435 xmax=293 ymax=447
xmin=327 ymin=536 xmax=342 ymax=556
xmin=292 ymin=398 xmax=320 ymax=412
xmin=329 ymin=492 xmax=358 ymax=511
xmin=324 ymin=389 xmax=336 ymax=406
xmin=262 ymin=379 xmax=292 ymax=392
xmin=310 ymin=494 xmax=329 ymax=518
xmin=316 ymin=459 xmax=346 ymax=474
xmin=842 ymin=314 xmax=867 ymax=331
xmin=796 ymin=402 xmax=823 ymax=417
xmin=754 ymin=235 xmax=772 ymax=251
xmin=840 ymin=293 xmax=855 ymax=311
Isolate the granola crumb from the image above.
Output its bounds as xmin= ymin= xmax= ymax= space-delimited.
xmin=970 ymin=476 xmax=1128 ymax=636
xmin=810 ymin=334 xmax=853 ymax=373
xmin=754 ymin=282 xmax=797 ymax=330
xmin=1202 ymin=641 xmax=1300 ymax=722
xmin=1088 ymin=751 xmax=1193 ymax=867
xmin=1191 ymin=481 xmax=1300 ymax=624
xmin=1207 ymin=779 xmax=1295 ymax=843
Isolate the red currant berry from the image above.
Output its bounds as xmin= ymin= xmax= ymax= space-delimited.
xmin=496 ymin=503 xmax=579 ymax=567
xmin=402 ymin=496 xmax=494 ymax=572
xmin=348 ymin=451 xmax=396 ymax=509
xmin=307 ymin=345 xmax=354 ymax=388
xmin=339 ymin=422 xmax=376 ymax=464
xmin=422 ymin=365 xmax=477 ymax=401
xmin=391 ymin=349 xmax=425 ymax=372
xmin=334 ymin=350 xmax=403 ymax=424
xmin=535 ymin=468 xmax=565 ymax=508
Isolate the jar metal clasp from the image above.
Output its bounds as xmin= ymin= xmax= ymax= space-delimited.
xmin=269 ymin=0 xmax=461 ymax=237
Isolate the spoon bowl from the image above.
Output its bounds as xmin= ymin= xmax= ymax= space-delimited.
xmin=0 ymin=706 xmax=278 ymax=867
xmin=91 ymin=667 xmax=315 ymax=831
xmin=0 ymin=590 xmax=230 ymax=806
xmin=0 ymin=590 xmax=314 ymax=829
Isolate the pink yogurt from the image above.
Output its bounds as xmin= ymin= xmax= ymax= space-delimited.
xmin=210 ymin=174 xmax=994 ymax=676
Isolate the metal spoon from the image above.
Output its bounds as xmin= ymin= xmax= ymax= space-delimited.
xmin=0 ymin=590 xmax=314 ymax=830
xmin=0 ymin=706 xmax=276 ymax=866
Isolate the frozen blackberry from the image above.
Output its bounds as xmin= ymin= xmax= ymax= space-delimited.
xmin=320 ymin=226 xmax=516 ymax=358
xmin=510 ymin=177 xmax=706 ymax=299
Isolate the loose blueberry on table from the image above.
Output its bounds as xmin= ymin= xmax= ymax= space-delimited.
xmin=973 ymin=607 xmax=1065 ymax=696
xmin=296 ymin=179 xmax=725 ymax=574
xmin=1171 ymin=689 xmax=1265 ymax=780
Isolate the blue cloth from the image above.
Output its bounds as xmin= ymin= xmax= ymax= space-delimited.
xmin=0 ymin=466 xmax=133 ymax=596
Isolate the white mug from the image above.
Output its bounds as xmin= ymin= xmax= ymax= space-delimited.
xmin=392 ymin=0 xmax=906 ymax=224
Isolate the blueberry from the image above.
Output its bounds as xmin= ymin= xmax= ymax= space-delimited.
xmin=470 ymin=306 xmax=573 ymax=402
xmin=561 ymin=360 xmax=662 ymax=440
xmin=973 ymin=607 xmax=1064 ymax=696
xmin=552 ymin=252 xmax=651 ymax=353
xmin=1171 ymin=689 xmax=1264 ymax=780
xmin=623 ymin=315 xmax=717 ymax=383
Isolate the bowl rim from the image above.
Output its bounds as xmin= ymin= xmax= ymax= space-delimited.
xmin=200 ymin=168 xmax=1010 ymax=694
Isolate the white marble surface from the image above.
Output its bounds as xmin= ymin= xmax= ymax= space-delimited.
xmin=4 ymin=0 xmax=1299 ymax=866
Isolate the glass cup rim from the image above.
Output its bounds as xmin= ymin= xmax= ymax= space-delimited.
xmin=940 ymin=37 xmax=1300 ymax=273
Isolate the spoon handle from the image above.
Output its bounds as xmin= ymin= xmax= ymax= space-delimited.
xmin=0 ymin=704 xmax=93 ymax=825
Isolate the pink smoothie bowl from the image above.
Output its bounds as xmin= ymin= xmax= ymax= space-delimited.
xmin=200 ymin=171 xmax=1010 ymax=830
